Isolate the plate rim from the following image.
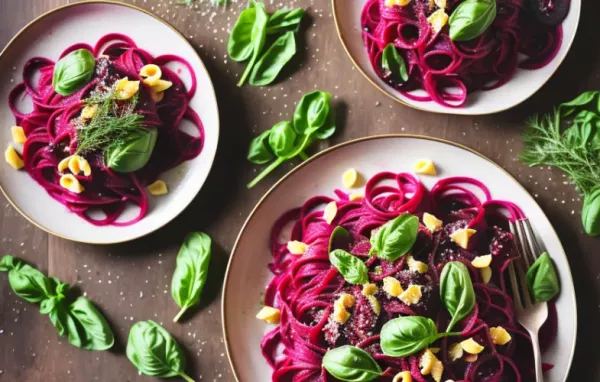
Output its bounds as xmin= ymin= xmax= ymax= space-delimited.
xmin=0 ymin=0 xmax=220 ymax=244
xmin=221 ymin=133 xmax=577 ymax=382
xmin=331 ymin=0 xmax=582 ymax=115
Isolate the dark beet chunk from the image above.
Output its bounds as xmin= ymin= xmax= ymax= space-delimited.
xmin=527 ymin=0 xmax=570 ymax=26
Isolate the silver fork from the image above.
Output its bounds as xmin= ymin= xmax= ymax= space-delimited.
xmin=508 ymin=219 xmax=548 ymax=382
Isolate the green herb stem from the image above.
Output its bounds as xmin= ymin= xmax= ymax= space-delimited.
xmin=179 ymin=371 xmax=196 ymax=382
xmin=173 ymin=305 xmax=189 ymax=323
xmin=247 ymin=156 xmax=285 ymax=188
xmin=298 ymin=151 xmax=309 ymax=161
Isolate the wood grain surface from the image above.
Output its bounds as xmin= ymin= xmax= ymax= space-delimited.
xmin=1 ymin=0 xmax=599 ymax=381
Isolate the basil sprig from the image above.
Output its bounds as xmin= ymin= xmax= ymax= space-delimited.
xmin=583 ymin=187 xmax=600 ymax=236
xmin=0 ymin=255 xmax=114 ymax=351
xmin=381 ymin=43 xmax=408 ymax=82
xmin=369 ymin=214 xmax=419 ymax=261
xmin=171 ymin=232 xmax=212 ymax=322
xmin=126 ymin=320 xmax=195 ymax=382
xmin=380 ymin=316 xmax=460 ymax=357
xmin=322 ymin=345 xmax=381 ymax=382
xmin=440 ymin=261 xmax=475 ymax=332
xmin=526 ymin=252 xmax=560 ymax=303
xmin=329 ymin=249 xmax=369 ymax=285
xmin=52 ymin=49 xmax=96 ymax=96
xmin=449 ymin=0 xmax=497 ymax=41
xmin=249 ymin=31 xmax=297 ymax=86
xmin=104 ymin=127 xmax=157 ymax=173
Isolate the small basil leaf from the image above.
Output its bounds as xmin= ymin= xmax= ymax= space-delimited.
xmin=171 ymin=232 xmax=212 ymax=322
xmin=104 ymin=127 xmax=157 ymax=173
xmin=0 ymin=254 xmax=18 ymax=271
xmin=268 ymin=120 xmax=297 ymax=157
xmin=248 ymin=130 xmax=275 ymax=164
xmin=583 ymin=187 xmax=600 ymax=236
xmin=126 ymin=320 xmax=194 ymax=381
xmin=249 ymin=31 xmax=296 ymax=86
xmin=322 ymin=345 xmax=381 ymax=382
xmin=228 ymin=7 xmax=257 ymax=62
xmin=369 ymin=214 xmax=419 ymax=261
xmin=329 ymin=249 xmax=368 ymax=285
xmin=440 ymin=261 xmax=475 ymax=332
xmin=47 ymin=301 xmax=72 ymax=337
xmin=52 ymin=49 xmax=96 ymax=96
xmin=559 ymin=91 xmax=600 ymax=117
xmin=526 ymin=252 xmax=560 ymax=302
xmin=312 ymin=106 xmax=336 ymax=140
xmin=380 ymin=316 xmax=440 ymax=357
xmin=293 ymin=90 xmax=331 ymax=135
xmin=40 ymin=295 xmax=64 ymax=315
xmin=381 ymin=43 xmax=408 ymax=82
xmin=1 ymin=258 xmax=56 ymax=303
xmin=449 ymin=0 xmax=497 ymax=42
xmin=329 ymin=226 xmax=351 ymax=253
xmin=237 ymin=2 xmax=269 ymax=86
xmin=266 ymin=8 xmax=305 ymax=35
xmin=67 ymin=296 xmax=114 ymax=350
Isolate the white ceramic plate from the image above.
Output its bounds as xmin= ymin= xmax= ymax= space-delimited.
xmin=332 ymin=0 xmax=581 ymax=115
xmin=0 ymin=1 xmax=219 ymax=244
xmin=223 ymin=135 xmax=576 ymax=381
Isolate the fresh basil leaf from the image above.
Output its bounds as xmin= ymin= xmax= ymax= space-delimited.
xmin=268 ymin=120 xmax=297 ymax=157
xmin=312 ymin=106 xmax=336 ymax=140
xmin=329 ymin=249 xmax=368 ymax=285
xmin=40 ymin=280 xmax=69 ymax=314
xmin=380 ymin=316 xmax=441 ymax=357
xmin=583 ymin=187 xmax=600 ymax=236
xmin=322 ymin=345 xmax=381 ymax=382
xmin=52 ymin=49 xmax=96 ymax=96
xmin=440 ymin=261 xmax=475 ymax=332
xmin=171 ymin=232 xmax=212 ymax=322
xmin=369 ymin=214 xmax=419 ymax=261
xmin=559 ymin=91 xmax=600 ymax=117
xmin=266 ymin=8 xmax=305 ymax=35
xmin=228 ymin=7 xmax=258 ymax=62
xmin=449 ymin=0 xmax=496 ymax=42
xmin=526 ymin=252 xmax=560 ymax=302
xmin=248 ymin=130 xmax=275 ymax=164
xmin=329 ymin=226 xmax=351 ymax=253
xmin=293 ymin=90 xmax=331 ymax=135
xmin=67 ymin=297 xmax=114 ymax=350
xmin=237 ymin=2 xmax=269 ymax=86
xmin=126 ymin=320 xmax=194 ymax=382
xmin=47 ymin=301 xmax=73 ymax=337
xmin=0 ymin=254 xmax=18 ymax=271
xmin=0 ymin=255 xmax=56 ymax=303
xmin=249 ymin=31 xmax=296 ymax=86
xmin=381 ymin=43 xmax=408 ymax=82
xmin=104 ymin=127 xmax=157 ymax=173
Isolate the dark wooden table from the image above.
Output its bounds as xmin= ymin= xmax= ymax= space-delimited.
xmin=1 ymin=0 xmax=599 ymax=381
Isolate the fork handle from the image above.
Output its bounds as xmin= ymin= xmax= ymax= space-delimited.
xmin=529 ymin=330 xmax=544 ymax=382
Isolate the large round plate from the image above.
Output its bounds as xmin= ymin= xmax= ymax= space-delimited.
xmin=0 ymin=1 xmax=219 ymax=244
xmin=223 ymin=135 xmax=576 ymax=381
xmin=332 ymin=0 xmax=581 ymax=115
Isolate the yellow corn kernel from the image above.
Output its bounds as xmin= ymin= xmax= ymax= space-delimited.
xmin=58 ymin=156 xmax=71 ymax=172
xmin=367 ymin=295 xmax=381 ymax=315
xmin=471 ymin=255 xmax=492 ymax=268
xmin=407 ymin=255 xmax=429 ymax=274
xmin=420 ymin=349 xmax=438 ymax=375
xmin=434 ymin=0 xmax=446 ymax=8
xmin=399 ymin=285 xmax=422 ymax=305
xmin=349 ymin=193 xmax=364 ymax=201
xmin=342 ymin=168 xmax=359 ymax=188
xmin=362 ymin=283 xmax=379 ymax=296
xmin=450 ymin=228 xmax=476 ymax=249
xmin=59 ymin=174 xmax=84 ymax=193
xmin=392 ymin=371 xmax=412 ymax=382
xmin=460 ymin=338 xmax=484 ymax=354
xmin=449 ymin=343 xmax=464 ymax=361
xmin=5 ymin=146 xmax=24 ymax=170
xmin=139 ymin=64 xmax=162 ymax=86
xmin=413 ymin=159 xmax=437 ymax=175
xmin=480 ymin=266 xmax=492 ymax=284
xmin=80 ymin=104 xmax=98 ymax=120
xmin=431 ymin=360 xmax=444 ymax=382
xmin=385 ymin=0 xmax=411 ymax=6
xmin=68 ymin=155 xmax=91 ymax=176
xmin=423 ymin=212 xmax=443 ymax=232
xmin=147 ymin=180 xmax=168 ymax=196
xmin=383 ymin=276 xmax=404 ymax=297
xmin=151 ymin=79 xmax=173 ymax=93
xmin=464 ymin=353 xmax=478 ymax=363
xmin=287 ymin=240 xmax=307 ymax=255
xmin=333 ymin=304 xmax=351 ymax=324
xmin=323 ymin=201 xmax=337 ymax=224
xmin=490 ymin=327 xmax=512 ymax=345
xmin=150 ymin=90 xmax=164 ymax=103
xmin=335 ymin=293 xmax=356 ymax=308
xmin=115 ymin=78 xmax=140 ymax=100
xmin=11 ymin=126 xmax=26 ymax=144
xmin=427 ymin=9 xmax=449 ymax=33
xmin=256 ymin=306 xmax=280 ymax=324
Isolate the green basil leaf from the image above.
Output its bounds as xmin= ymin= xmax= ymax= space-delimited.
xmin=440 ymin=261 xmax=475 ymax=332
xmin=583 ymin=187 xmax=600 ymax=236
xmin=369 ymin=214 xmax=419 ymax=261
xmin=248 ymin=130 xmax=275 ymax=164
xmin=266 ymin=8 xmax=305 ymax=35
xmin=0 ymin=255 xmax=56 ymax=303
xmin=293 ymin=90 xmax=331 ymax=135
xmin=381 ymin=43 xmax=408 ymax=82
xmin=171 ymin=232 xmax=212 ymax=322
xmin=526 ymin=252 xmax=560 ymax=302
xmin=40 ymin=280 xmax=69 ymax=314
xmin=312 ymin=106 xmax=336 ymax=140
xmin=126 ymin=320 xmax=194 ymax=382
xmin=47 ymin=301 xmax=72 ymax=337
xmin=52 ymin=49 xmax=96 ymax=96
xmin=237 ymin=2 xmax=269 ymax=86
xmin=65 ymin=297 xmax=114 ymax=350
xmin=449 ymin=0 xmax=496 ymax=42
xmin=104 ymin=127 xmax=157 ymax=173
xmin=559 ymin=91 xmax=600 ymax=117
xmin=329 ymin=249 xmax=369 ymax=285
xmin=322 ymin=345 xmax=381 ymax=382
xmin=268 ymin=120 xmax=297 ymax=157
xmin=249 ymin=31 xmax=296 ymax=86
xmin=0 ymin=254 xmax=18 ymax=271
xmin=329 ymin=226 xmax=351 ymax=253
xmin=228 ymin=7 xmax=257 ymax=62
xmin=380 ymin=316 xmax=441 ymax=357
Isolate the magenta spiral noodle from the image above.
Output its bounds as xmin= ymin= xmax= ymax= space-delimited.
xmin=262 ymin=173 xmax=557 ymax=381
xmin=8 ymin=34 xmax=204 ymax=226
xmin=360 ymin=0 xmax=563 ymax=107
